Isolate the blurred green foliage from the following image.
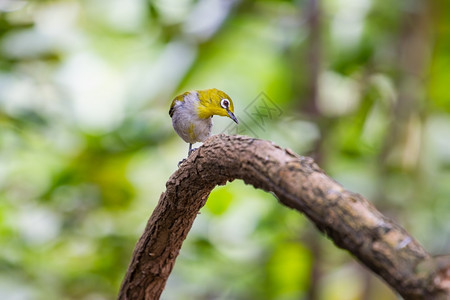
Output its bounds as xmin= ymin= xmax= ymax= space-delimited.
xmin=0 ymin=0 xmax=449 ymax=299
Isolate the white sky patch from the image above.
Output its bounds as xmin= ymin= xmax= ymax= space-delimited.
xmin=153 ymin=0 xmax=193 ymax=25
xmin=34 ymin=2 xmax=80 ymax=37
xmin=0 ymin=0 xmax=27 ymax=12
xmin=132 ymin=40 xmax=196 ymax=107
xmin=0 ymin=278 xmax=34 ymax=300
xmin=184 ymin=0 xmax=236 ymax=40
xmin=318 ymin=71 xmax=360 ymax=116
xmin=90 ymin=0 xmax=147 ymax=32
xmin=331 ymin=0 xmax=372 ymax=47
xmin=0 ymin=73 xmax=35 ymax=112
xmin=1 ymin=29 xmax=54 ymax=59
xmin=2 ymin=2 xmax=81 ymax=58
xmin=17 ymin=206 xmax=61 ymax=245
xmin=56 ymin=52 xmax=126 ymax=132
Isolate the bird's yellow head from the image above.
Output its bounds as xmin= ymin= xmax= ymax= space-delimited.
xmin=196 ymin=88 xmax=238 ymax=123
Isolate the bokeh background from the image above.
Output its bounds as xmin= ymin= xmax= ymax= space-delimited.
xmin=1 ymin=0 xmax=449 ymax=299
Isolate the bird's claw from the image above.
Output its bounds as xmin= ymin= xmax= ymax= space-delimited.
xmin=188 ymin=147 xmax=198 ymax=156
xmin=178 ymin=147 xmax=198 ymax=167
xmin=177 ymin=158 xmax=186 ymax=167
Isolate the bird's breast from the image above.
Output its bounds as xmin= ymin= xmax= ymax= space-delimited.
xmin=172 ymin=107 xmax=212 ymax=143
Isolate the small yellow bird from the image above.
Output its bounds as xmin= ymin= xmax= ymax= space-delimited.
xmin=169 ymin=88 xmax=238 ymax=158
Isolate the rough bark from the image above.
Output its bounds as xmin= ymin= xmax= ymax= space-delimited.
xmin=118 ymin=134 xmax=450 ymax=300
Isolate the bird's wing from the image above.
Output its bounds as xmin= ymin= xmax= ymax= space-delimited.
xmin=169 ymin=93 xmax=188 ymax=117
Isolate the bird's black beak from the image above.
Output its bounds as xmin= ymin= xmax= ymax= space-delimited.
xmin=227 ymin=110 xmax=238 ymax=124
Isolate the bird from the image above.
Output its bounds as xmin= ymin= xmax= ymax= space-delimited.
xmin=169 ymin=88 xmax=238 ymax=160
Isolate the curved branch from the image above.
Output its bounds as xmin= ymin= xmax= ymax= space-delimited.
xmin=118 ymin=134 xmax=450 ymax=299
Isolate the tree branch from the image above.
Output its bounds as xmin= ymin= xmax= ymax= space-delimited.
xmin=118 ymin=134 xmax=450 ymax=299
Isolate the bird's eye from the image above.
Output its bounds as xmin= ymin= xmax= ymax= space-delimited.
xmin=220 ymin=99 xmax=230 ymax=109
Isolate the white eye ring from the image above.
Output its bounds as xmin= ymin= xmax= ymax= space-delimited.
xmin=220 ymin=99 xmax=230 ymax=109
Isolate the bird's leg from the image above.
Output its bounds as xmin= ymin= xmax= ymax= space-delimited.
xmin=188 ymin=143 xmax=198 ymax=156
xmin=178 ymin=144 xmax=198 ymax=167
xmin=178 ymin=144 xmax=193 ymax=167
